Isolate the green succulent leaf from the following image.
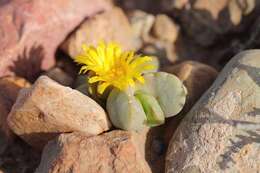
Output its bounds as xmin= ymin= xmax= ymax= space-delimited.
xmin=137 ymin=72 xmax=187 ymax=118
xmin=106 ymin=88 xmax=147 ymax=131
xmin=134 ymin=91 xmax=165 ymax=127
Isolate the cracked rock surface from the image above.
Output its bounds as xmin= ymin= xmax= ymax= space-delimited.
xmin=166 ymin=50 xmax=260 ymax=173
xmin=35 ymin=131 xmax=152 ymax=173
xmin=7 ymin=76 xmax=110 ymax=150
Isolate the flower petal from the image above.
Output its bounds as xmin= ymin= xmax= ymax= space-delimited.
xmin=97 ymin=82 xmax=110 ymax=94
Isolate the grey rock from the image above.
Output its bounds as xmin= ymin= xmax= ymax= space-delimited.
xmin=166 ymin=50 xmax=260 ymax=172
xmin=128 ymin=10 xmax=155 ymax=45
xmin=45 ymin=67 xmax=73 ymax=86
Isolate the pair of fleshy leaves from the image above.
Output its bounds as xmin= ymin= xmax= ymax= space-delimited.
xmin=106 ymin=72 xmax=187 ymax=131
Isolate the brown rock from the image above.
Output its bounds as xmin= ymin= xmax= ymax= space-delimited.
xmin=0 ymin=77 xmax=40 ymax=173
xmin=166 ymin=50 xmax=260 ymax=172
xmin=0 ymin=76 xmax=31 ymax=153
xmin=61 ymin=7 xmax=137 ymax=58
xmin=56 ymin=55 xmax=78 ymax=78
xmin=0 ymin=138 xmax=41 ymax=173
xmin=152 ymin=14 xmax=179 ymax=43
xmin=45 ymin=67 xmax=73 ymax=86
xmin=7 ymin=76 xmax=110 ymax=150
xmin=35 ymin=131 xmax=152 ymax=173
xmin=0 ymin=0 xmax=112 ymax=77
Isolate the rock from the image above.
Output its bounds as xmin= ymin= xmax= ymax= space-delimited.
xmin=163 ymin=61 xmax=218 ymax=143
xmin=204 ymin=14 xmax=260 ymax=69
xmin=7 ymin=76 xmax=110 ymax=150
xmin=0 ymin=124 xmax=7 ymax=154
xmin=56 ymin=54 xmax=78 ymax=78
xmin=166 ymin=50 xmax=260 ymax=172
xmin=45 ymin=67 xmax=73 ymax=86
xmin=0 ymin=138 xmax=41 ymax=173
xmin=228 ymin=0 xmax=256 ymax=25
xmin=128 ymin=12 xmax=180 ymax=65
xmin=134 ymin=127 xmax=167 ymax=173
xmin=152 ymin=14 xmax=179 ymax=43
xmin=0 ymin=76 xmax=31 ymax=153
xmin=35 ymin=131 xmax=152 ymax=173
xmin=117 ymin=0 xmax=161 ymax=13
xmin=129 ymin=12 xmax=180 ymax=64
xmin=138 ymin=13 xmax=180 ymax=63
xmin=73 ymin=75 xmax=90 ymax=96
xmin=0 ymin=0 xmax=112 ymax=78
xmin=161 ymin=0 xmax=260 ymax=46
xmin=128 ymin=10 xmax=155 ymax=46
xmin=229 ymin=16 xmax=260 ymax=52
xmin=246 ymin=16 xmax=260 ymax=48
xmin=0 ymin=77 xmax=37 ymax=173
xmin=61 ymin=7 xmax=137 ymax=58
xmin=140 ymin=41 xmax=175 ymax=66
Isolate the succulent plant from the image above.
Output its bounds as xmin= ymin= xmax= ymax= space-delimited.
xmin=106 ymin=88 xmax=147 ymax=131
xmin=137 ymin=72 xmax=187 ymax=117
xmin=134 ymin=90 xmax=165 ymax=126
xmin=74 ymin=75 xmax=110 ymax=107
xmin=75 ymin=41 xmax=187 ymax=131
xmin=107 ymin=72 xmax=187 ymax=131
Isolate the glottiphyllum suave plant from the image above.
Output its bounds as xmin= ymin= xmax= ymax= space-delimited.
xmin=75 ymin=42 xmax=187 ymax=131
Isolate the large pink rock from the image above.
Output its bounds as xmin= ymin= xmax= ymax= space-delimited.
xmin=0 ymin=0 xmax=112 ymax=77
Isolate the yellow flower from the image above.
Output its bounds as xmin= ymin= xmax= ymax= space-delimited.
xmin=75 ymin=42 xmax=154 ymax=94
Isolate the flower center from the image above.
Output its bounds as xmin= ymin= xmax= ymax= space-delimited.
xmin=75 ymin=42 xmax=154 ymax=94
xmin=109 ymin=66 xmax=125 ymax=79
